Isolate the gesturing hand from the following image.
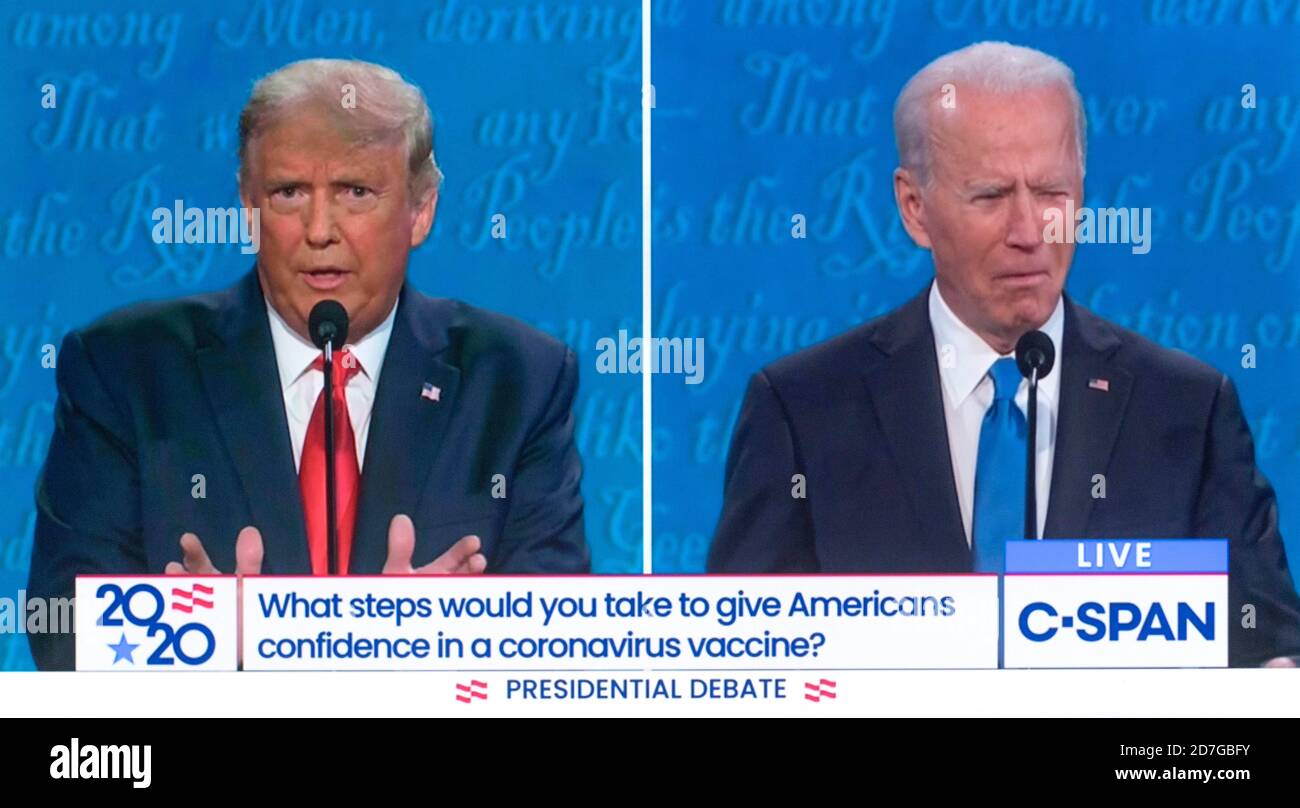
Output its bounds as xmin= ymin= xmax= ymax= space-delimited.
xmin=164 ymin=527 xmax=264 ymax=576
xmin=381 ymin=514 xmax=487 ymax=574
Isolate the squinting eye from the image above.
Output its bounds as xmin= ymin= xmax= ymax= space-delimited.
xmin=273 ymin=187 xmax=299 ymax=199
xmin=347 ymin=186 xmax=372 ymax=198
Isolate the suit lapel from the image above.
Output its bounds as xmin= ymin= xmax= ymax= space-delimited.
xmin=1043 ymin=297 xmax=1133 ymax=538
xmin=349 ymin=286 xmax=461 ymax=574
xmin=195 ymin=271 xmax=310 ymax=574
xmin=862 ymin=288 xmax=969 ymax=566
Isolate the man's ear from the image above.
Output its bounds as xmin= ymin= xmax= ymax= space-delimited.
xmin=410 ymin=186 xmax=438 ymax=248
xmin=893 ymin=167 xmax=933 ymax=250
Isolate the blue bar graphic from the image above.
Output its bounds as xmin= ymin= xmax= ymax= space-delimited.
xmin=1004 ymin=539 xmax=1228 ymax=574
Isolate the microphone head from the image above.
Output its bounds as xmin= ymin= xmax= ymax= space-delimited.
xmin=308 ymin=300 xmax=349 ymax=350
xmin=1015 ymin=330 xmax=1055 ymax=380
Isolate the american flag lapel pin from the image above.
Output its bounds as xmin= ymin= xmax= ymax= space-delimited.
xmin=1088 ymin=377 xmax=1110 ymax=392
xmin=421 ymin=382 xmax=441 ymax=402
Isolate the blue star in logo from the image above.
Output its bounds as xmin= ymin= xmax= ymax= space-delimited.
xmin=107 ymin=633 xmax=139 ymax=665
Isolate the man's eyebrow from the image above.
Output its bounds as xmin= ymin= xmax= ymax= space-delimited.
xmin=329 ymin=176 xmax=383 ymax=186
xmin=965 ymin=179 xmax=1013 ymax=193
xmin=259 ymin=174 xmax=386 ymax=188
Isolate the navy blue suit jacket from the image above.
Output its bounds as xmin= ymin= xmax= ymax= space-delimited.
xmin=29 ymin=270 xmax=589 ymax=669
xmin=708 ymin=285 xmax=1300 ymax=667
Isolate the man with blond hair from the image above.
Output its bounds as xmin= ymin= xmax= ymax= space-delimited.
xmin=29 ymin=59 xmax=590 ymax=670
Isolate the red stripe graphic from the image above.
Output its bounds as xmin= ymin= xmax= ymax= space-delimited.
xmin=171 ymin=586 xmax=215 ymax=611
xmin=804 ymin=679 xmax=837 ymax=702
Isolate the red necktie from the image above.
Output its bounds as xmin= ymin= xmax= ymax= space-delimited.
xmin=299 ymin=349 xmax=362 ymax=575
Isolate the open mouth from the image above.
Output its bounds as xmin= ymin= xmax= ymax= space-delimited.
xmin=300 ymin=267 xmax=351 ymax=291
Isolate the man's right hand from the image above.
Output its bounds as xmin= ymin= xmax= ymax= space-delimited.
xmin=165 ymin=527 xmax=263 ymax=668
xmin=164 ymin=527 xmax=264 ymax=576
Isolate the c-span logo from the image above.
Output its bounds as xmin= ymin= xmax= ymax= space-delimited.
xmin=75 ymin=577 xmax=238 ymax=671
xmin=1002 ymin=540 xmax=1228 ymax=668
xmin=1018 ymin=601 xmax=1214 ymax=643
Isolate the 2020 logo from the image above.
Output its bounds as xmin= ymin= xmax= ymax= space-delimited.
xmin=96 ymin=582 xmax=217 ymax=666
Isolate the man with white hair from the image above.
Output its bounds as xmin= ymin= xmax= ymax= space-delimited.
xmin=28 ymin=59 xmax=590 ymax=670
xmin=707 ymin=42 xmax=1300 ymax=667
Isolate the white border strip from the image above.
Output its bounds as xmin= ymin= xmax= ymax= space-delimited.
xmin=641 ymin=0 xmax=653 ymax=575
xmin=1 ymin=670 xmax=1297 ymax=717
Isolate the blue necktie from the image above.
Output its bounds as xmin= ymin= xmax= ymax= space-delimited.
xmin=972 ymin=357 xmax=1026 ymax=668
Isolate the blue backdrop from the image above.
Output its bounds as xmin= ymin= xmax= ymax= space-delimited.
xmin=0 ymin=0 xmax=643 ymax=669
xmin=4 ymin=0 xmax=1299 ymax=669
xmin=650 ymin=2 xmax=1300 ymax=573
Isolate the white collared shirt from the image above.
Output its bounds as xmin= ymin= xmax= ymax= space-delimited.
xmin=928 ymin=281 xmax=1064 ymax=545
xmin=264 ymin=298 xmax=397 ymax=473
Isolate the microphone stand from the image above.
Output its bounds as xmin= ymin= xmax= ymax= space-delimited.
xmin=323 ymin=340 xmax=338 ymax=575
xmin=1025 ymin=366 xmax=1039 ymax=541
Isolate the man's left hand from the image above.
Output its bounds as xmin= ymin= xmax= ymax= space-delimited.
xmin=381 ymin=514 xmax=487 ymax=574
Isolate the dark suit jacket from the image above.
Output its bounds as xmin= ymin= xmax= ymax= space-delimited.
xmin=708 ymin=285 xmax=1300 ymax=667
xmin=29 ymin=270 xmax=589 ymax=669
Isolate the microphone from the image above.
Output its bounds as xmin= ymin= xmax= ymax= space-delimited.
xmin=1014 ymin=331 xmax=1055 ymax=541
xmin=308 ymin=300 xmax=349 ymax=575
xmin=1015 ymin=330 xmax=1055 ymax=382
xmin=309 ymin=299 xmax=349 ymax=351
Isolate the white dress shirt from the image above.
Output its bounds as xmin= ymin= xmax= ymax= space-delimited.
xmin=264 ymin=298 xmax=397 ymax=473
xmin=928 ymin=281 xmax=1064 ymax=545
